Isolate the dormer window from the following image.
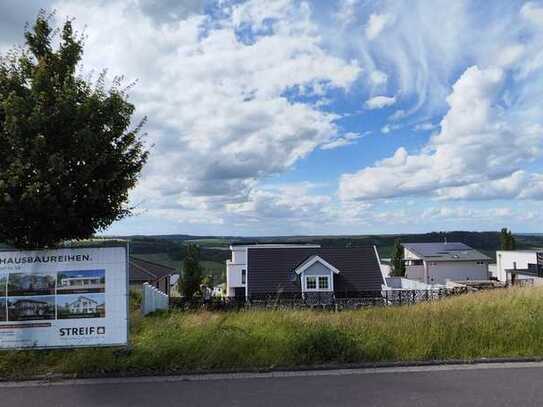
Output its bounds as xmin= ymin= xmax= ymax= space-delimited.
xmin=296 ymin=256 xmax=339 ymax=293
xmin=318 ymin=276 xmax=329 ymax=290
xmin=304 ymin=275 xmax=330 ymax=291
xmin=306 ymin=276 xmax=317 ymax=290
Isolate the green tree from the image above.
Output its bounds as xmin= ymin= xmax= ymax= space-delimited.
xmin=390 ymin=238 xmax=405 ymax=277
xmin=500 ymin=228 xmax=516 ymax=250
xmin=181 ymin=244 xmax=202 ymax=300
xmin=0 ymin=12 xmax=148 ymax=249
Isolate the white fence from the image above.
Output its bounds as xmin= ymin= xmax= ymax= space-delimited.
xmin=142 ymin=283 xmax=169 ymax=315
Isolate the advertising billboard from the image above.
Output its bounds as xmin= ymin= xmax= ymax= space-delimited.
xmin=0 ymin=245 xmax=128 ymax=349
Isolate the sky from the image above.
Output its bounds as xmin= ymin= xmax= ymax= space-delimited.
xmin=1 ymin=0 xmax=543 ymax=236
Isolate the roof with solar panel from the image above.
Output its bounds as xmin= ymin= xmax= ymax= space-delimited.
xmin=402 ymin=242 xmax=491 ymax=262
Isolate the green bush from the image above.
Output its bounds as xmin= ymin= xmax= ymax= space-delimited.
xmin=129 ymin=289 xmax=143 ymax=312
xmin=294 ymin=326 xmax=359 ymax=364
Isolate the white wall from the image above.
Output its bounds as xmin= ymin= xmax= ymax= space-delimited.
xmin=226 ymin=263 xmax=245 ymax=291
xmin=142 ymin=283 xmax=169 ymax=315
xmin=226 ymin=247 xmax=248 ymax=296
xmin=385 ymin=277 xmax=436 ymax=289
xmin=380 ymin=263 xmax=391 ymax=278
xmin=231 ymin=247 xmax=248 ymax=265
xmin=515 ymin=273 xmax=543 ymax=285
xmin=426 ymin=261 xmax=488 ymax=284
xmin=405 ymin=265 xmax=425 ymax=281
xmin=488 ymin=263 xmax=497 ymax=279
xmin=404 ymin=248 xmax=420 ymax=260
xmin=496 ymin=251 xmax=537 ymax=282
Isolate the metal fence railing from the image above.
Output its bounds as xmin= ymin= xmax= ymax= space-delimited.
xmin=169 ymin=287 xmax=470 ymax=311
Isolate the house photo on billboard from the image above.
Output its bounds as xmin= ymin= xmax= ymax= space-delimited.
xmin=7 ymin=296 xmax=56 ymax=321
xmin=7 ymin=272 xmax=56 ymax=296
xmin=57 ymin=294 xmax=106 ymax=319
xmin=57 ymin=269 xmax=105 ymax=294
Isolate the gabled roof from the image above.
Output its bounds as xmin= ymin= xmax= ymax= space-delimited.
xmin=129 ymin=257 xmax=175 ymax=283
xmin=232 ymin=242 xmax=320 ymax=249
xmin=402 ymin=242 xmax=491 ymax=261
xmin=294 ymin=255 xmax=341 ymax=275
xmin=68 ymin=296 xmax=98 ymax=306
xmin=12 ymin=299 xmax=48 ymax=305
xmin=247 ymin=247 xmax=383 ymax=295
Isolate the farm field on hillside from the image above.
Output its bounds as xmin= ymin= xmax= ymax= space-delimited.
xmin=131 ymin=253 xmax=226 ymax=285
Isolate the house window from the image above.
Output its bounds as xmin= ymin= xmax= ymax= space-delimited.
xmin=305 ymin=275 xmax=330 ymax=291
xmin=241 ymin=269 xmax=246 ymax=285
xmin=318 ymin=276 xmax=329 ymax=289
xmin=306 ymin=276 xmax=317 ymax=290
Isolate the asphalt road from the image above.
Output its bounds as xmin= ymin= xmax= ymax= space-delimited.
xmin=1 ymin=362 xmax=543 ymax=407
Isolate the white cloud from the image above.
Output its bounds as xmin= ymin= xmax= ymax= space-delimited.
xmin=521 ymin=2 xmax=543 ymax=26
xmin=420 ymin=206 xmax=517 ymax=222
xmin=5 ymin=0 xmax=543 ymax=234
xmin=52 ymin=0 xmax=361 ymax=222
xmin=494 ymin=44 xmax=525 ymax=68
xmin=365 ymin=13 xmax=392 ymax=40
xmin=336 ymin=0 xmax=359 ymax=27
xmin=340 ymin=65 xmax=543 ymax=201
xmin=226 ymin=183 xmax=330 ymax=220
xmin=320 ymin=132 xmax=362 ymax=150
xmin=436 ymin=171 xmax=543 ymax=201
xmin=365 ymin=95 xmax=396 ymax=109
xmin=369 ymin=69 xmax=388 ymax=85
xmin=380 ymin=124 xmax=400 ymax=134
xmin=414 ymin=122 xmax=437 ymax=131
xmin=327 ymin=0 xmax=541 ymax=121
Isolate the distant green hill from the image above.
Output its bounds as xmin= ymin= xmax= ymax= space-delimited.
xmin=110 ymin=231 xmax=543 ymax=285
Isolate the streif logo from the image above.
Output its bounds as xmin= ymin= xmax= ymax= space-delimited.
xmin=59 ymin=326 xmax=106 ymax=336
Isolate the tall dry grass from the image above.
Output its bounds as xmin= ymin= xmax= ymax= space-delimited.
xmin=1 ymin=287 xmax=543 ymax=378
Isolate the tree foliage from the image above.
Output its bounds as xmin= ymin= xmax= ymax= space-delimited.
xmin=500 ymin=228 xmax=516 ymax=250
xmin=390 ymin=238 xmax=405 ymax=277
xmin=0 ymin=12 xmax=148 ymax=248
xmin=181 ymin=244 xmax=203 ymax=300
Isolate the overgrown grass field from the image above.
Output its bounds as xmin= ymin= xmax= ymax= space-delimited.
xmin=1 ymin=287 xmax=543 ymax=379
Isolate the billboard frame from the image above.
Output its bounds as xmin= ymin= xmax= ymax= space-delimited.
xmin=0 ymin=241 xmax=130 ymax=350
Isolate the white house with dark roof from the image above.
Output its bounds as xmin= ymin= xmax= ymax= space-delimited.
xmin=495 ymin=250 xmax=543 ymax=285
xmin=403 ymin=242 xmax=490 ymax=284
xmin=226 ymin=243 xmax=320 ymax=298
xmin=226 ymin=242 xmax=385 ymax=300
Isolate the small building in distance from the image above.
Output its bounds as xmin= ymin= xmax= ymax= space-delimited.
xmin=129 ymin=257 xmax=174 ymax=294
xmin=495 ymin=250 xmax=543 ymax=285
xmin=403 ymin=242 xmax=491 ymax=285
